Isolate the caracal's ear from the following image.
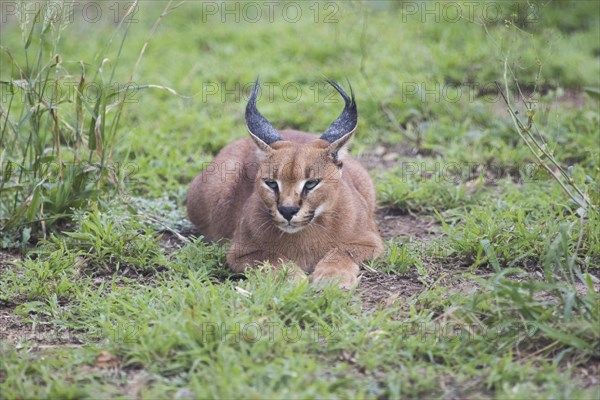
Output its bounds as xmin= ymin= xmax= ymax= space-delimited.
xmin=319 ymin=79 xmax=358 ymax=162
xmin=245 ymin=77 xmax=283 ymax=157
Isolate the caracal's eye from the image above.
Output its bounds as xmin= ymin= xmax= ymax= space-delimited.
xmin=304 ymin=179 xmax=321 ymax=191
xmin=264 ymin=179 xmax=278 ymax=191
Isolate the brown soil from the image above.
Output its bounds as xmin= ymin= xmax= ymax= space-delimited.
xmin=0 ymin=249 xmax=20 ymax=276
xmin=376 ymin=208 xmax=440 ymax=241
xmin=358 ymin=270 xmax=424 ymax=311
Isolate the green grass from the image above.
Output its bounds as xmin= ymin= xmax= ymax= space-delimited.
xmin=1 ymin=1 xmax=599 ymax=398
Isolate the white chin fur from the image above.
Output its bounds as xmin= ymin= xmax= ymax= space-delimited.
xmin=277 ymin=225 xmax=305 ymax=234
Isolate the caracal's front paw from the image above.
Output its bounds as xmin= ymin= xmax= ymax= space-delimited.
xmin=310 ymin=268 xmax=358 ymax=290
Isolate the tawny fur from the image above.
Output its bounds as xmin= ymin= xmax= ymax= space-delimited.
xmin=187 ymin=129 xmax=384 ymax=288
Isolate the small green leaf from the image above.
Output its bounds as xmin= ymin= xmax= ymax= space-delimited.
xmin=536 ymin=323 xmax=591 ymax=350
xmin=24 ymin=8 xmax=42 ymax=49
xmin=481 ymin=239 xmax=500 ymax=271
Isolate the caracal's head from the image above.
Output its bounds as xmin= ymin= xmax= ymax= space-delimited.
xmin=245 ymin=79 xmax=358 ymax=234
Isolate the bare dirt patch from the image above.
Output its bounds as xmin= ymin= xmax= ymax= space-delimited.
xmin=0 ymin=250 xmax=20 ymax=275
xmin=357 ymin=270 xmax=423 ymax=311
xmin=0 ymin=307 xmax=26 ymax=344
xmin=158 ymin=225 xmax=202 ymax=254
xmin=376 ymin=208 xmax=440 ymax=241
xmin=573 ymin=359 xmax=600 ymax=389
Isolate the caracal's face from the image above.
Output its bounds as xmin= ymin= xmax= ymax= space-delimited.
xmin=256 ymin=139 xmax=342 ymax=234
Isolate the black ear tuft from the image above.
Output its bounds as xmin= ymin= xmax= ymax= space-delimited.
xmin=319 ymin=80 xmax=358 ymax=144
xmin=245 ymin=78 xmax=283 ymax=147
